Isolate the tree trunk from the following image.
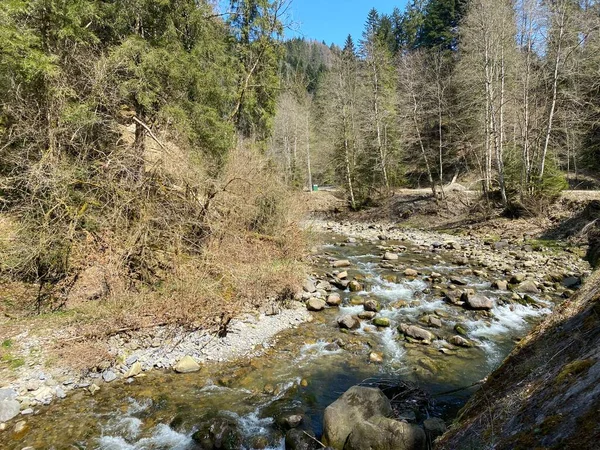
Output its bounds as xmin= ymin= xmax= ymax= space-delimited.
xmin=540 ymin=5 xmax=565 ymax=181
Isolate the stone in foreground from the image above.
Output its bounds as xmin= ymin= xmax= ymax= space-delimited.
xmin=337 ymin=314 xmax=360 ymax=330
xmin=399 ymin=324 xmax=435 ymax=344
xmin=173 ymin=355 xmax=201 ymax=373
xmin=345 ymin=415 xmax=426 ymax=450
xmin=0 ymin=400 xmax=20 ymax=422
xmin=322 ymin=386 xmax=393 ymax=449
xmin=306 ymin=298 xmax=326 ymax=311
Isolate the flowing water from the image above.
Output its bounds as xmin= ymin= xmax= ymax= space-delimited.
xmin=2 ymin=232 xmax=558 ymax=449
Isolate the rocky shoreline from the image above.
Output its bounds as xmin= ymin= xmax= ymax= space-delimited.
xmin=0 ymin=305 xmax=311 ymax=429
xmin=306 ymin=219 xmax=590 ymax=289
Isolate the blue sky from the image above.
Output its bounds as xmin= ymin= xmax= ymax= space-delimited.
xmin=285 ymin=1 xmax=408 ymax=46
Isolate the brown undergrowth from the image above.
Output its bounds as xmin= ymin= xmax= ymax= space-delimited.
xmin=0 ymin=139 xmax=306 ymax=373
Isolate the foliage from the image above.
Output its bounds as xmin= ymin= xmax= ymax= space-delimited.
xmin=0 ymin=0 xmax=290 ymax=314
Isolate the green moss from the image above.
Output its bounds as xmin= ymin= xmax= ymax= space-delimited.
xmin=1 ymin=339 xmax=12 ymax=348
xmin=555 ymin=359 xmax=595 ymax=384
xmin=1 ymin=353 xmax=25 ymax=369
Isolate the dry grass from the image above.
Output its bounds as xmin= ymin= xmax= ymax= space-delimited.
xmin=0 ymin=140 xmax=306 ymax=361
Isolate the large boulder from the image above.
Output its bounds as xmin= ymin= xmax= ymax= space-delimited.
xmin=322 ymin=386 xmax=393 ymax=449
xmin=344 ymin=415 xmax=426 ymax=450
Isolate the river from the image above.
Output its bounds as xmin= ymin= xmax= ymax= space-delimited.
xmin=1 ymin=229 xmax=565 ymax=449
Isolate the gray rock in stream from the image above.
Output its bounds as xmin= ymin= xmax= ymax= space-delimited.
xmin=462 ymin=293 xmax=493 ymax=311
xmin=0 ymin=400 xmax=21 ymax=422
xmin=337 ymin=315 xmax=360 ymax=330
xmin=322 ymin=386 xmax=393 ymax=449
xmin=516 ymin=279 xmax=540 ymax=294
xmin=192 ymin=418 xmax=242 ymax=450
xmin=399 ymin=324 xmax=434 ymax=344
xmin=0 ymin=388 xmax=17 ymax=401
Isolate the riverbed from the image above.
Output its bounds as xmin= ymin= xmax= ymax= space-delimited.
xmin=0 ymin=221 xmax=588 ymax=449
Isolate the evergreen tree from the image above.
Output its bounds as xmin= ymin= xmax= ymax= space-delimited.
xmin=420 ymin=0 xmax=467 ymax=50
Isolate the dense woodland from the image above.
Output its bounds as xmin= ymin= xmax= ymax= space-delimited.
xmin=1 ymin=0 xmax=600 ymax=311
xmin=0 ymin=0 xmax=300 ymax=315
xmin=271 ymin=0 xmax=600 ymax=211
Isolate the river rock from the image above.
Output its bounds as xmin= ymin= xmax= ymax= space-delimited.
xmin=102 ymin=370 xmax=117 ymax=383
xmin=192 ymin=417 xmax=242 ymax=450
xmin=344 ymin=415 xmax=426 ymax=450
xmin=337 ymin=315 xmax=360 ymax=330
xmin=492 ymin=280 xmax=508 ymax=290
xmin=463 ymin=293 xmax=493 ymax=310
xmin=454 ymin=323 xmax=468 ymax=336
xmin=327 ymin=293 xmax=342 ymax=306
xmin=364 ymin=299 xmax=380 ymax=312
xmin=348 ymin=280 xmax=362 ymax=292
xmin=399 ymin=324 xmax=434 ymax=344
xmin=336 ymin=271 xmax=348 ymax=279
xmin=383 ymin=252 xmax=399 ymax=261
xmin=444 ymin=290 xmax=463 ymax=305
xmin=510 ymin=273 xmax=526 ymax=283
xmin=0 ymin=400 xmax=20 ymax=422
xmin=173 ymin=355 xmax=200 ymax=373
xmin=450 ymin=277 xmax=468 ymax=286
xmin=333 ymin=259 xmax=351 ymax=268
xmin=0 ymin=389 xmax=17 ymax=401
xmin=285 ymin=428 xmax=319 ymax=450
xmin=358 ymin=311 xmax=377 ymax=320
xmin=372 ymin=317 xmax=391 ymax=327
xmin=370 ymin=352 xmax=384 ymax=363
xmin=449 ymin=335 xmax=472 ymax=347
xmin=307 ymin=298 xmax=326 ymax=311
xmin=322 ymin=386 xmax=393 ymax=449
xmin=404 ymin=268 xmax=418 ymax=277
xmin=316 ymin=280 xmax=332 ymax=291
xmin=516 ymin=279 xmax=539 ymax=293
xmin=303 ymin=280 xmax=317 ymax=293
xmin=278 ymin=414 xmax=303 ymax=430
xmin=124 ymin=362 xmax=142 ymax=378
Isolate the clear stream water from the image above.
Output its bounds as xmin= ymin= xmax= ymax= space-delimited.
xmin=1 ymin=233 xmax=556 ymax=449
